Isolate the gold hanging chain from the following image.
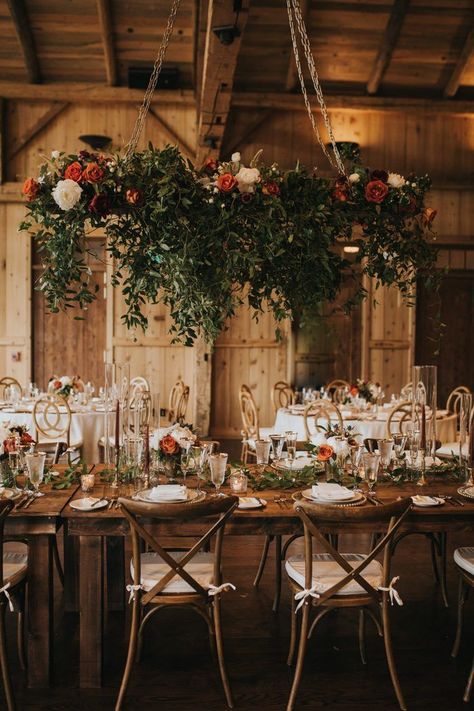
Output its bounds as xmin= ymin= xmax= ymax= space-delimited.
xmin=286 ymin=0 xmax=346 ymax=176
xmin=125 ymin=0 xmax=182 ymax=159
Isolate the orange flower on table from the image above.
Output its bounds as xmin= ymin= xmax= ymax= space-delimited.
xmin=422 ymin=207 xmax=437 ymax=226
xmin=64 ymin=161 xmax=83 ymax=182
xmin=216 ymin=173 xmax=237 ymax=193
xmin=82 ymin=162 xmax=105 ymax=183
xmin=365 ymin=180 xmax=388 ymax=203
xmin=22 ymin=178 xmax=40 ymax=201
xmin=350 ymin=385 xmax=358 ymax=397
xmin=317 ymin=444 xmax=334 ymax=462
xmin=125 ymin=188 xmax=143 ymax=205
xmin=160 ymin=434 xmax=180 ymax=456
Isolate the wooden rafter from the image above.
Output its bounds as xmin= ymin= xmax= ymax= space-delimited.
xmin=366 ymin=0 xmax=410 ymax=95
xmin=196 ymin=0 xmax=251 ymax=164
xmin=444 ymin=27 xmax=474 ymax=98
xmin=224 ymin=109 xmax=273 ymax=157
xmin=148 ymin=107 xmax=196 ymax=161
xmin=96 ymin=0 xmax=118 ymax=87
xmin=7 ymin=103 xmax=69 ymax=160
xmin=6 ymin=0 xmax=41 ymax=84
xmin=285 ymin=0 xmax=310 ymax=92
xmin=0 ymin=81 xmax=195 ymax=104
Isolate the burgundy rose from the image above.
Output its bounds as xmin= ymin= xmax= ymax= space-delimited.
xmin=89 ymin=194 xmax=110 ymax=216
xmin=240 ymin=192 xmax=254 ymax=204
xmin=203 ymin=157 xmax=218 ymax=172
xmin=78 ymin=150 xmax=91 ymax=160
xmin=365 ymin=180 xmax=389 ymax=203
xmin=262 ymin=180 xmax=280 ymax=196
xmin=371 ymin=170 xmax=388 ymax=183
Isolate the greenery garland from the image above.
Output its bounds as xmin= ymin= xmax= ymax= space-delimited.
xmin=20 ymin=145 xmax=438 ymax=345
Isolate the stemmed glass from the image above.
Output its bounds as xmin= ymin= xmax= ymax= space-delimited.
xmin=408 ymin=430 xmax=420 ymax=469
xmin=180 ymin=448 xmax=196 ymax=484
xmin=285 ymin=431 xmax=297 ymax=471
xmin=25 ymin=452 xmax=46 ymax=496
xmin=8 ymin=449 xmax=22 ymax=492
xmin=255 ymin=439 xmax=271 ymax=474
xmin=349 ymin=443 xmax=364 ymax=479
xmin=192 ymin=444 xmax=210 ymax=494
xmin=269 ymin=434 xmax=285 ymax=463
xmin=377 ymin=439 xmax=394 ymax=475
xmin=209 ymin=453 xmax=228 ymax=497
xmin=363 ymin=452 xmax=380 ymax=494
xmin=393 ymin=434 xmax=407 ymax=467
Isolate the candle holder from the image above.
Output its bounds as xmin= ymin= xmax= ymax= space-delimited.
xmin=81 ymin=473 xmax=95 ymax=493
xmin=229 ymin=470 xmax=248 ymax=495
xmin=459 ymin=393 xmax=473 ymax=483
xmin=412 ymin=365 xmax=437 ymax=486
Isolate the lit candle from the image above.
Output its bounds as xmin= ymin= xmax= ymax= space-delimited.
xmin=420 ymin=404 xmax=426 ymax=452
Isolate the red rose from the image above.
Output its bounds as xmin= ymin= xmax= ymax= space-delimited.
xmin=82 ymin=162 xmax=105 ymax=183
xmin=333 ymin=176 xmax=350 ymax=201
xmin=216 ymin=173 xmax=237 ymax=193
xmin=262 ymin=180 xmax=280 ymax=196
xmin=125 ymin=188 xmax=143 ymax=205
xmin=22 ymin=178 xmax=40 ymax=201
xmin=371 ymin=170 xmax=388 ymax=182
xmin=64 ymin=161 xmax=83 ymax=182
xmin=89 ymin=194 xmax=110 ymax=217
xmin=365 ymin=180 xmax=388 ymax=203
xmin=160 ymin=434 xmax=180 ymax=455
xmin=203 ymin=157 xmax=217 ymax=172
xmin=422 ymin=207 xmax=437 ymax=226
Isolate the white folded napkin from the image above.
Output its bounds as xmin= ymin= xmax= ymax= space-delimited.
xmin=411 ymin=495 xmax=440 ymax=507
xmin=148 ymin=485 xmax=187 ymax=502
xmin=311 ymin=483 xmax=353 ymax=500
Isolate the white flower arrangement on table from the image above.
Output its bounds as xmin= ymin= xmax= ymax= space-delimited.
xmin=48 ymin=375 xmax=85 ymax=398
xmin=150 ymin=425 xmax=197 ymax=460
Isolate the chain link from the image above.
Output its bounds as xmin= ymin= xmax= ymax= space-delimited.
xmin=125 ymin=0 xmax=182 ymax=159
xmin=286 ymin=0 xmax=346 ymax=176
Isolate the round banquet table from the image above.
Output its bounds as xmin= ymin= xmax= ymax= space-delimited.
xmin=0 ymin=404 xmax=110 ymax=463
xmin=272 ymin=406 xmax=457 ymax=444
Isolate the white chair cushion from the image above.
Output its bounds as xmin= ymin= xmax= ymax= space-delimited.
xmin=437 ymin=442 xmax=466 ymax=458
xmin=286 ymin=553 xmax=383 ymax=596
xmin=3 ymin=544 xmax=28 ymax=583
xmin=454 ymin=547 xmax=474 ymax=576
xmin=131 ymin=551 xmax=214 ymax=594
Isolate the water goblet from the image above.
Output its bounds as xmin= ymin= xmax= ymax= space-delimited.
xmin=180 ymin=449 xmax=196 ymax=483
xmin=255 ymin=439 xmax=271 ymax=474
xmin=192 ymin=444 xmax=210 ymax=494
xmin=349 ymin=443 xmax=364 ymax=479
xmin=362 ymin=452 xmax=380 ymax=494
xmin=269 ymin=434 xmax=285 ymax=462
xmin=377 ymin=439 xmax=394 ymax=474
xmin=8 ymin=450 xmax=22 ymax=492
xmin=285 ymin=431 xmax=297 ymax=472
xmin=25 ymin=452 xmax=46 ymax=495
xmin=209 ymin=453 xmax=228 ymax=497
xmin=392 ymin=434 xmax=407 ymax=466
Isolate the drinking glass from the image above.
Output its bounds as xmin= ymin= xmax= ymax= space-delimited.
xmin=8 ymin=450 xmax=22 ymax=491
xmin=180 ymin=449 xmax=196 ymax=483
xmin=412 ymin=365 xmax=437 ymax=484
xmin=377 ymin=439 xmax=394 ymax=472
xmin=285 ymin=431 xmax=297 ymax=471
xmin=209 ymin=453 xmax=228 ymax=497
xmin=192 ymin=444 xmax=210 ymax=494
xmin=25 ymin=452 xmax=46 ymax=494
xmin=363 ymin=452 xmax=380 ymax=493
xmin=255 ymin=439 xmax=271 ymax=470
xmin=269 ymin=434 xmax=285 ymax=462
xmin=349 ymin=443 xmax=364 ymax=478
xmin=393 ymin=434 xmax=407 ymax=465
xmin=408 ymin=431 xmax=420 ymax=468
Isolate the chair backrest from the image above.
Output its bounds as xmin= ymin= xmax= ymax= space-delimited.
xmin=118 ymin=495 xmax=238 ymax=606
xmin=446 ymin=386 xmax=471 ymax=417
xmin=0 ymin=499 xmax=14 ymax=589
xmin=326 ymin=379 xmax=350 ymax=401
xmin=0 ymin=376 xmax=22 ymax=399
xmin=386 ymin=400 xmax=419 ymax=438
xmin=400 ymin=381 xmax=412 ymax=399
xmin=130 ymin=377 xmax=150 ymax=408
xmin=239 ymin=385 xmax=260 ymax=441
xmin=168 ymin=379 xmax=189 ymax=423
xmin=33 ymin=394 xmax=72 ymax=445
xmin=272 ymin=381 xmax=295 ymax=412
xmin=293 ymin=497 xmax=412 ymax=605
xmin=303 ymin=400 xmax=343 ymax=440
xmin=132 ymin=390 xmax=152 ymax=431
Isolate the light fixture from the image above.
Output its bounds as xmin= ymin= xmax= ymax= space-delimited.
xmin=79 ymin=135 xmax=112 ymax=151
xmin=213 ymin=25 xmax=240 ymax=45
xmin=343 ymin=245 xmax=360 ymax=254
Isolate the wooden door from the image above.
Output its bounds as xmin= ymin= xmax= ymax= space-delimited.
xmin=415 ymin=270 xmax=474 ymax=407
xmin=32 ymin=238 xmax=107 ymax=390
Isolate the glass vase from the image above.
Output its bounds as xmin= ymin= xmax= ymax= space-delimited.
xmin=412 ymin=365 xmax=437 ymax=485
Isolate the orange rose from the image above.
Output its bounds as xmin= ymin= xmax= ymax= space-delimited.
xmin=82 ymin=162 xmax=105 ymax=183
xmin=22 ymin=177 xmax=40 ymax=201
xmin=125 ymin=188 xmax=143 ymax=205
xmin=216 ymin=173 xmax=237 ymax=193
xmin=350 ymin=385 xmax=358 ymax=397
xmin=53 ymin=380 xmax=62 ymax=389
xmin=422 ymin=207 xmax=437 ymax=226
xmin=64 ymin=161 xmax=83 ymax=182
xmin=160 ymin=434 xmax=180 ymax=455
xmin=262 ymin=180 xmax=280 ymax=196
xmin=317 ymin=444 xmax=334 ymax=462
xmin=365 ymin=180 xmax=388 ymax=203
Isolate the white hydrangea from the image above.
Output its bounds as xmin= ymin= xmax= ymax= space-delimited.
xmin=348 ymin=173 xmax=360 ymax=184
xmin=235 ymin=166 xmax=261 ymax=194
xmin=231 ymin=152 xmax=241 ymax=163
xmin=52 ymin=179 xmax=83 ymax=211
xmin=51 ymin=150 xmax=60 ymax=159
xmin=387 ymin=172 xmax=406 ymax=188
xmin=60 ymin=376 xmax=72 ymax=387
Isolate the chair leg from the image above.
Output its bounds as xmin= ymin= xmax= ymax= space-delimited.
xmin=254 ymin=535 xmax=273 ymax=588
xmin=381 ymin=600 xmax=407 ymax=711
xmin=16 ymin=611 xmax=26 ymax=672
xmin=115 ymin=601 xmax=140 ymax=711
xmin=438 ymin=533 xmax=449 ymax=608
xmin=287 ymin=603 xmax=310 ymax=711
xmin=52 ymin=534 xmax=65 ymax=587
xmin=272 ymin=535 xmax=282 ymax=613
xmin=213 ymin=597 xmax=234 ymax=708
xmin=463 ymin=656 xmax=474 ymax=703
xmin=0 ymin=604 xmax=16 ymax=711
xmin=429 ymin=534 xmax=440 ymax=584
xmin=451 ymin=576 xmax=467 ymax=658
xmin=358 ymin=609 xmax=367 ymax=665
xmin=287 ymin=594 xmax=298 ymax=666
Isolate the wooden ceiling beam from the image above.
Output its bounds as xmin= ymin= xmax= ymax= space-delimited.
xmin=444 ymin=27 xmax=474 ymax=98
xmin=366 ymin=0 xmax=410 ymax=95
xmin=7 ymin=102 xmax=69 ymax=159
xmin=96 ymin=0 xmax=118 ymax=87
xmin=196 ymin=0 xmax=251 ymax=164
xmin=285 ymin=0 xmax=310 ymax=92
xmin=6 ymin=0 xmax=41 ymax=84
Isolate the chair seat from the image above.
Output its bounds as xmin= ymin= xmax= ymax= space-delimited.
xmin=131 ymin=551 xmax=214 ymax=594
xmin=437 ymin=442 xmax=466 ymax=458
xmin=454 ymin=547 xmax=474 ymax=577
xmin=285 ymin=553 xmax=383 ymax=596
xmin=3 ymin=546 xmax=28 ymax=586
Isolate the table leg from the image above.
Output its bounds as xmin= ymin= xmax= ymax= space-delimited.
xmin=64 ymin=533 xmax=80 ymax=612
xmin=79 ymin=535 xmax=104 ymax=688
xmin=27 ymin=535 xmax=53 ymax=688
xmin=106 ymin=537 xmax=125 ymax=611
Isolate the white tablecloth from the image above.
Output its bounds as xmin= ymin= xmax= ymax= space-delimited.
xmin=273 ymin=407 xmax=457 ymax=445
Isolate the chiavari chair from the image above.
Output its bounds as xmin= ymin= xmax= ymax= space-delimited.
xmin=446 ymin=385 xmax=471 ymax=415
xmin=168 ymin=379 xmax=189 ymax=423
xmin=271 ymin=380 xmax=295 ymax=413
xmin=400 ymin=381 xmax=412 ymax=399
xmin=286 ymin=497 xmax=412 ymax=711
xmin=116 ymin=494 xmax=238 ymax=710
xmin=129 ymin=376 xmax=150 ymax=409
xmin=325 ymin=379 xmax=350 ymax=401
xmin=33 ymin=394 xmax=82 ymax=464
xmin=303 ymin=400 xmax=343 ymax=441
xmin=451 ymin=547 xmax=474 ymax=703
xmin=239 ymin=384 xmax=273 ymax=463
xmin=0 ymin=377 xmax=22 ymax=400
xmin=0 ymin=499 xmax=29 ymax=710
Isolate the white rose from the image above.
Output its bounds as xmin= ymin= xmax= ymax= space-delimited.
xmin=231 ymin=152 xmax=241 ymax=163
xmin=310 ymin=432 xmax=327 ymax=447
xmin=60 ymin=376 xmax=72 ymax=387
xmin=170 ymin=426 xmax=196 ymax=448
xmin=348 ymin=173 xmax=360 ymax=184
xmin=51 ymin=150 xmax=60 ymax=159
xmin=235 ymin=166 xmax=261 ymax=193
xmin=387 ymin=172 xmax=405 ymax=188
xmin=52 ymin=179 xmax=83 ymax=211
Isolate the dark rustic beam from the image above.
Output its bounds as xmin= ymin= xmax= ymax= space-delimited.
xmin=0 ymin=81 xmax=195 ymax=104
xmin=224 ymin=109 xmax=273 ymax=157
xmin=8 ymin=102 xmax=69 ymax=159
xmin=285 ymin=0 xmax=310 ymax=91
xmin=148 ymin=107 xmax=196 ymax=161
xmin=96 ymin=0 xmax=118 ymax=87
xmin=366 ymin=0 xmax=410 ymax=95
xmin=6 ymin=0 xmax=41 ymax=84
xmin=444 ymin=27 xmax=474 ymax=98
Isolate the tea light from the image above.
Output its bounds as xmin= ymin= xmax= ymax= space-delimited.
xmin=81 ymin=473 xmax=95 ymax=493
xmin=229 ymin=470 xmax=248 ymax=494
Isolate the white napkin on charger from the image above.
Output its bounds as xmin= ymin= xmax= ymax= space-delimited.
xmin=311 ymin=483 xmax=354 ymax=500
xmin=148 ymin=485 xmax=187 ymax=502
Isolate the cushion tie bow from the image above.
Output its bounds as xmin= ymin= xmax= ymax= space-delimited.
xmin=294 ymin=585 xmax=320 ymax=612
xmin=126 ymin=584 xmax=143 ymax=603
xmin=378 ymin=576 xmax=403 ymax=606
xmin=208 ymin=583 xmax=236 ymax=597
xmin=0 ymin=582 xmax=14 ymax=612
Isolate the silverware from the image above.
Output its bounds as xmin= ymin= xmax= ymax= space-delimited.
xmin=453 ymin=496 xmax=465 ymax=507
xmin=365 ymin=496 xmax=378 ymax=506
xmin=90 ymin=498 xmax=106 ymax=509
xmin=438 ymin=495 xmax=461 ymax=506
xmin=23 ymin=495 xmax=36 ymax=509
xmin=14 ymin=494 xmax=29 ymax=509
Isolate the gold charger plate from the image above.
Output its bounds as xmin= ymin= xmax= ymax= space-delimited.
xmin=457 ymin=485 xmax=474 ymax=500
xmin=133 ymin=488 xmax=206 ymax=504
xmin=291 ymin=490 xmax=367 ymax=507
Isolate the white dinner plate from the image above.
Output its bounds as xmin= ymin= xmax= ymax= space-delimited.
xmin=411 ymin=495 xmax=444 ymax=508
xmin=274 ymin=456 xmax=315 ymax=471
xmin=238 ymin=497 xmax=266 ymax=509
xmin=0 ymin=488 xmax=22 ymax=500
xmin=134 ymin=488 xmax=204 ymax=504
xmin=70 ymin=497 xmax=108 ymax=512
xmin=301 ymin=488 xmax=365 ymax=504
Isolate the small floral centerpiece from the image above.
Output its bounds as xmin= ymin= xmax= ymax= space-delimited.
xmin=0 ymin=424 xmax=35 ymax=459
xmin=151 ymin=424 xmax=197 ymax=482
xmin=48 ymin=375 xmax=85 ymax=398
xmin=350 ymin=379 xmax=381 ymax=405
xmin=309 ymin=424 xmax=361 ymax=482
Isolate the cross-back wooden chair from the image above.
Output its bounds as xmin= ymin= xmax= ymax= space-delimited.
xmin=33 ymin=394 xmax=81 ymax=464
xmin=0 ymin=499 xmax=28 ymax=710
xmin=286 ymin=497 xmax=412 ymax=711
xmin=303 ymin=400 xmax=343 ymax=440
xmin=168 ymin=379 xmax=189 ymax=423
xmin=271 ymin=380 xmax=295 ymax=413
xmin=446 ymin=385 xmax=471 ymax=415
xmin=451 ymin=547 xmax=474 ymax=703
xmin=116 ymin=495 xmax=238 ymax=710
xmin=0 ymin=377 xmax=22 ymax=400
